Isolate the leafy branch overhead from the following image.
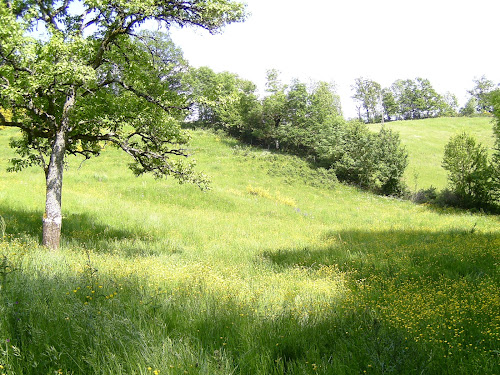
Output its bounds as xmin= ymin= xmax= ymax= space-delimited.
xmin=1 ymin=1 xmax=244 ymax=182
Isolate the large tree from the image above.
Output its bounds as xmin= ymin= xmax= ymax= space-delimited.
xmin=0 ymin=0 xmax=246 ymax=249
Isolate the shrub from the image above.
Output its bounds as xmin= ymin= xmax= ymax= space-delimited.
xmin=332 ymin=121 xmax=377 ymax=187
xmin=488 ymin=90 xmax=500 ymax=202
xmin=330 ymin=122 xmax=408 ymax=195
xmin=373 ymin=126 xmax=409 ymax=195
xmin=442 ymin=132 xmax=493 ymax=207
xmin=411 ymin=187 xmax=438 ymax=204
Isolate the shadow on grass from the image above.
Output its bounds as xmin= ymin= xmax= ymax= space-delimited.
xmin=0 ymin=204 xmax=153 ymax=254
xmin=1 ymin=229 xmax=498 ymax=374
xmin=0 ymin=250 xmax=430 ymax=375
xmin=261 ymin=229 xmax=499 ymax=281
xmin=1 ymin=225 xmax=498 ymax=373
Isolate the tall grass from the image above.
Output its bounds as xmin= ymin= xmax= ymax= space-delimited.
xmin=0 ymin=125 xmax=499 ymax=374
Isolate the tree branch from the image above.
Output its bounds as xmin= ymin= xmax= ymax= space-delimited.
xmin=113 ymin=79 xmax=190 ymax=112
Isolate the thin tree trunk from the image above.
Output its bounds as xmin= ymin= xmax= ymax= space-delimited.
xmin=42 ymin=89 xmax=74 ymax=250
xmin=42 ymin=127 xmax=66 ymax=250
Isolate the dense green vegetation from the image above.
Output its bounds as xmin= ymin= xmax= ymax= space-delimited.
xmin=1 ymin=126 xmax=499 ymax=374
xmin=188 ymin=69 xmax=409 ymax=195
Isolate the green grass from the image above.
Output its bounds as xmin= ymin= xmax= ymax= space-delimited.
xmin=0 ymin=124 xmax=499 ymax=374
xmin=369 ymin=116 xmax=496 ymax=190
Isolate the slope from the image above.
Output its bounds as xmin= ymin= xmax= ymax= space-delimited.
xmin=0 ymin=127 xmax=498 ymax=374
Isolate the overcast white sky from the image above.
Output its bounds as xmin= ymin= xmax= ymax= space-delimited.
xmin=169 ymin=0 xmax=500 ymax=118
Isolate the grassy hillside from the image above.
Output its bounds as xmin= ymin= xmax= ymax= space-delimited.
xmin=0 ymin=127 xmax=499 ymax=374
xmin=369 ymin=116 xmax=496 ymax=190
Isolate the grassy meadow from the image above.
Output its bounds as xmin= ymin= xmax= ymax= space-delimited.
xmin=0 ymin=124 xmax=499 ymax=374
xmin=369 ymin=116 xmax=496 ymax=190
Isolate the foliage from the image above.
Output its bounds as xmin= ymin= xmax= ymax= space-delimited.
xmin=351 ymin=77 xmax=382 ymax=123
xmin=186 ymin=67 xmax=260 ymax=141
xmin=373 ymin=126 xmax=409 ymax=195
xmin=387 ymin=78 xmax=444 ymax=120
xmin=459 ymin=97 xmax=479 ymax=117
xmin=442 ymin=133 xmax=494 ymax=207
xmin=488 ymin=89 xmax=500 ymax=201
xmin=354 ymin=77 xmax=458 ymax=122
xmin=257 ymin=69 xmax=287 ymax=148
xmin=331 ymin=120 xmax=378 ymax=187
xmin=381 ymin=88 xmax=398 ymax=121
xmin=467 ymin=75 xmax=497 ymax=113
xmin=189 ymin=69 xmax=408 ymax=195
xmin=329 ymin=122 xmax=408 ymax=195
xmin=439 ymin=92 xmax=459 ymax=117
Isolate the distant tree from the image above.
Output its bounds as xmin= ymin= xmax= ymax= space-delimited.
xmin=185 ymin=66 xmax=224 ymax=126
xmin=332 ymin=120 xmax=377 ymax=187
xmin=283 ymin=80 xmax=342 ymax=158
xmin=0 ymin=0 xmax=246 ymax=249
xmin=309 ymin=81 xmax=342 ymax=124
xmin=439 ymin=92 xmax=459 ymax=117
xmin=187 ymin=67 xmax=260 ymax=140
xmin=468 ymin=76 xmax=497 ymax=113
xmin=490 ymin=90 xmax=500 ymax=154
xmin=381 ymin=88 xmax=398 ymax=121
xmin=260 ymin=69 xmax=287 ymax=149
xmin=279 ymin=79 xmax=312 ymax=152
xmin=414 ymin=78 xmax=442 ymax=118
xmin=390 ymin=79 xmax=417 ymax=120
xmin=388 ymin=78 xmax=443 ymax=120
xmin=351 ymin=78 xmax=382 ymax=123
xmin=460 ymin=97 xmax=479 ymax=117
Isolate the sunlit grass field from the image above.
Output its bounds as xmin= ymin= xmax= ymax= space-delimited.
xmin=0 ymin=124 xmax=499 ymax=374
xmin=369 ymin=116 xmax=496 ymax=190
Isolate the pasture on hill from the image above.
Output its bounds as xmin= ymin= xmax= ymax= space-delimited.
xmin=369 ymin=116 xmax=496 ymax=190
xmin=0 ymin=124 xmax=499 ymax=374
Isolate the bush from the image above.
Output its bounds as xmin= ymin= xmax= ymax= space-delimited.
xmin=442 ymin=133 xmax=494 ymax=207
xmin=329 ymin=122 xmax=408 ymax=196
xmin=411 ymin=187 xmax=438 ymax=204
xmin=373 ymin=126 xmax=409 ymax=195
xmin=331 ymin=121 xmax=377 ymax=188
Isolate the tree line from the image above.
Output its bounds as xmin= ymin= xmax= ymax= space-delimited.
xmin=351 ymin=75 xmax=500 ymax=123
xmin=187 ymin=67 xmax=408 ymax=196
xmin=186 ymin=66 xmax=500 ymax=210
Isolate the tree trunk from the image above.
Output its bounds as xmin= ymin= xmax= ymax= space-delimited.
xmin=42 ymin=89 xmax=74 ymax=250
xmin=42 ymin=127 xmax=66 ymax=250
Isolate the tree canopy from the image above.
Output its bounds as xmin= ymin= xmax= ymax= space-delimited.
xmin=0 ymin=0 xmax=246 ymax=249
